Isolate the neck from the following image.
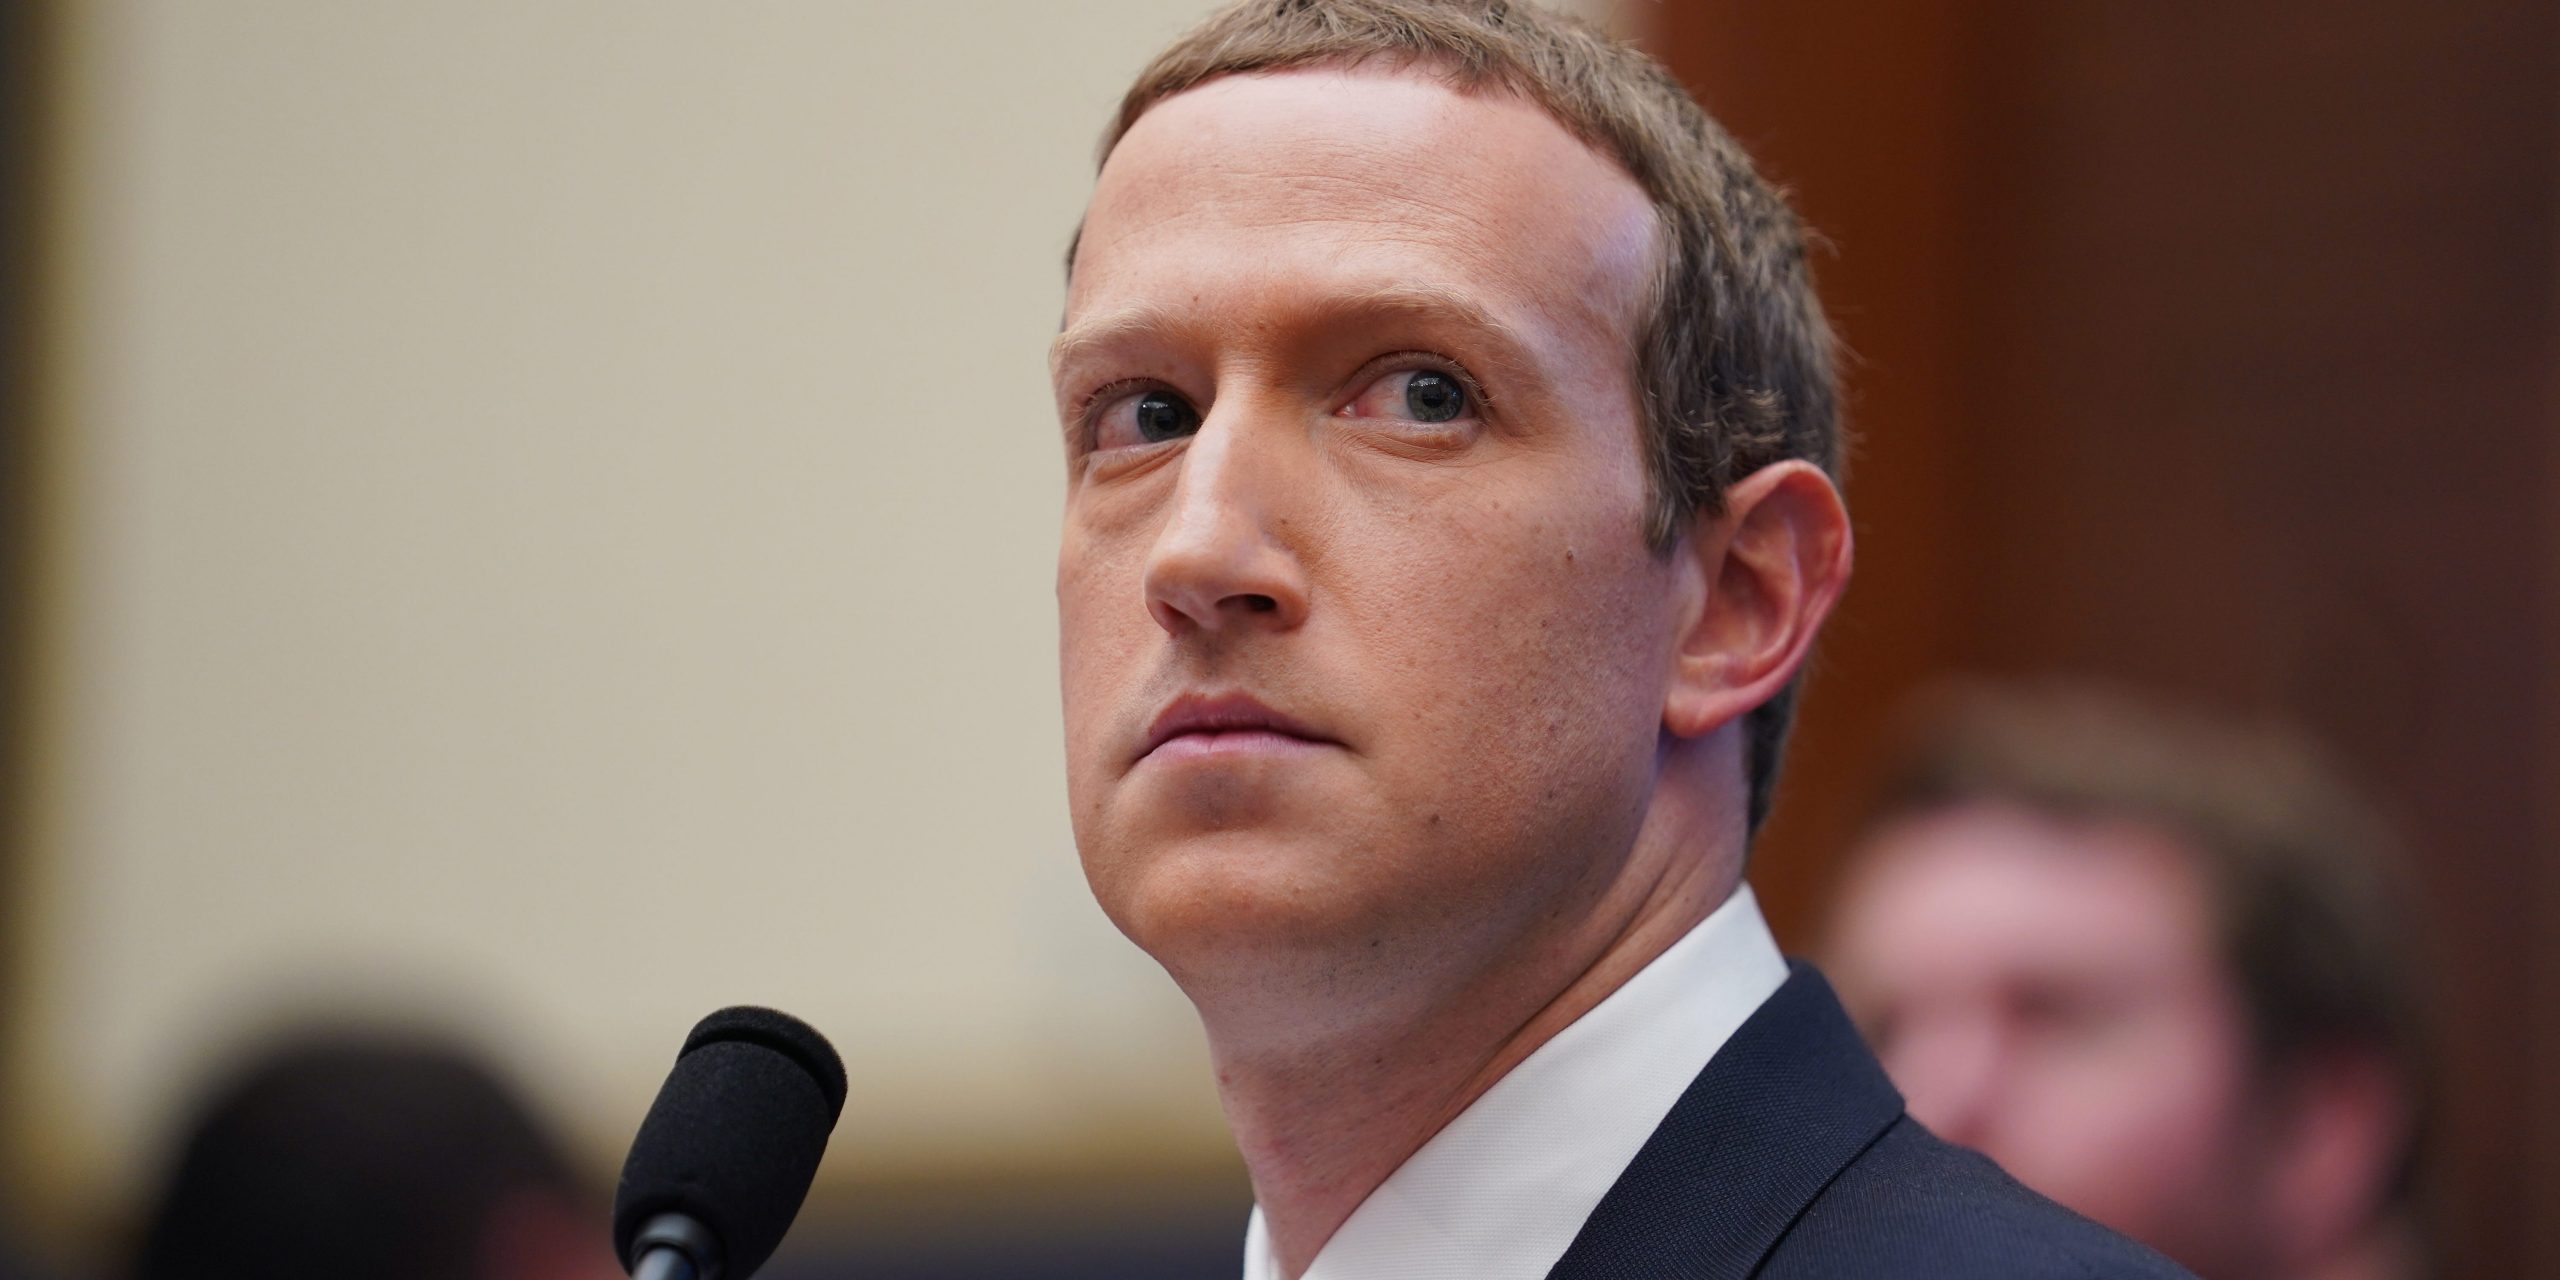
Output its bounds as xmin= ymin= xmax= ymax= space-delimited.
xmin=1208 ymin=772 xmax=1745 ymax=1279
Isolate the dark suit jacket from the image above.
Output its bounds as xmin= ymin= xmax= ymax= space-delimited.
xmin=1546 ymin=963 xmax=2196 ymax=1279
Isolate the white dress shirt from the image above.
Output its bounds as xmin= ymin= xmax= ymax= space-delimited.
xmin=1240 ymin=884 xmax=1789 ymax=1280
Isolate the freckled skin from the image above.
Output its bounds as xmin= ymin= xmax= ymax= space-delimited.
xmin=1054 ymin=69 xmax=1680 ymax=1040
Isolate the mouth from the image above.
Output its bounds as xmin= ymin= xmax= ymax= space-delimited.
xmin=1138 ymin=691 xmax=1339 ymax=765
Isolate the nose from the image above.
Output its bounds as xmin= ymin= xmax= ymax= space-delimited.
xmin=1886 ymin=1013 xmax=2008 ymax=1150
xmin=1142 ymin=408 xmax=1310 ymax=637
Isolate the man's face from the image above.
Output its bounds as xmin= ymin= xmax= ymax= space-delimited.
xmin=1053 ymin=67 xmax=1673 ymax=1003
xmin=1826 ymin=804 xmax=2271 ymax=1273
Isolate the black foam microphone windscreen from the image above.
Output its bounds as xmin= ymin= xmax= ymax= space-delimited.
xmin=613 ymin=1006 xmax=847 ymax=1280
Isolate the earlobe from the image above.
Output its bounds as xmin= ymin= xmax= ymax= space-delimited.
xmin=2264 ymin=1052 xmax=2411 ymax=1269
xmin=1662 ymin=460 xmax=1853 ymax=740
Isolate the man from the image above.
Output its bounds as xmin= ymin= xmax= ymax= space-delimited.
xmin=132 ymin=1029 xmax=622 ymax=1280
xmin=1825 ymin=684 xmax=2428 ymax=1280
xmin=1050 ymin=2 xmax=2186 ymax=1276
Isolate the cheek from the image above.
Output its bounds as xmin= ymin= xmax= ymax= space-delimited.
xmin=1055 ymin=525 xmax=1151 ymax=794
xmin=1325 ymin=479 xmax=1673 ymax=833
xmin=1992 ymin=1010 xmax=2258 ymax=1235
xmin=1056 ymin=514 xmax=1147 ymax=659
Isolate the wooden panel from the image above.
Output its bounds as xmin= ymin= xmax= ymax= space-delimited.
xmin=1645 ymin=2 xmax=2559 ymax=1274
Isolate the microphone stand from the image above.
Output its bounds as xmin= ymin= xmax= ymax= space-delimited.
xmin=627 ymin=1211 xmax=722 ymax=1280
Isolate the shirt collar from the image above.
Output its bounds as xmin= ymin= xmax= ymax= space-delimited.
xmin=1242 ymin=884 xmax=1789 ymax=1280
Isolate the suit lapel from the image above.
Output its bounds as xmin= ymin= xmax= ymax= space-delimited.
xmin=1544 ymin=962 xmax=1904 ymax=1280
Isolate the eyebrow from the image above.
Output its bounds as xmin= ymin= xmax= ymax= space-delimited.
xmin=1048 ymin=283 xmax=1543 ymax=388
xmin=1048 ymin=300 xmax=1192 ymax=381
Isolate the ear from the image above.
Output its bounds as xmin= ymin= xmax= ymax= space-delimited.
xmin=2262 ymin=1050 xmax=2412 ymax=1269
xmin=1664 ymin=460 xmax=1853 ymax=740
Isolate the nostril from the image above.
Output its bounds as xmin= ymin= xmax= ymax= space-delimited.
xmin=1240 ymin=593 xmax=1278 ymax=613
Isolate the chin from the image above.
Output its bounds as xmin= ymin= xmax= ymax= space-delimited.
xmin=1087 ymin=824 xmax=1393 ymax=963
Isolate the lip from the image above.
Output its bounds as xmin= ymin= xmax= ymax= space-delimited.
xmin=1138 ymin=691 xmax=1339 ymax=765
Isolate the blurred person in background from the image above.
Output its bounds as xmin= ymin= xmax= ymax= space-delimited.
xmin=1824 ymin=683 xmax=2429 ymax=1280
xmin=129 ymin=1028 xmax=620 ymax=1280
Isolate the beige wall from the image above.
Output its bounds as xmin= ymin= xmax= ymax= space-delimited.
xmin=17 ymin=0 xmax=1623 ymax=1230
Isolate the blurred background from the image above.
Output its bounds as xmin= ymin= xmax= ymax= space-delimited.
xmin=0 ymin=1 xmax=2551 ymax=1278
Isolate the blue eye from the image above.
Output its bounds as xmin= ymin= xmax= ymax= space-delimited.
xmin=1343 ymin=364 xmax=1480 ymax=428
xmin=1404 ymin=371 xmax=1465 ymax=423
xmin=1134 ymin=390 xmax=1200 ymax=443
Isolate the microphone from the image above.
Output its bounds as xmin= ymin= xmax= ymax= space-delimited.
xmin=613 ymin=1006 xmax=847 ymax=1280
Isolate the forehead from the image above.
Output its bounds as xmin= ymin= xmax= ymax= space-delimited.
xmin=1068 ymin=66 xmax=1656 ymax=340
xmin=1835 ymin=804 xmax=2222 ymax=986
